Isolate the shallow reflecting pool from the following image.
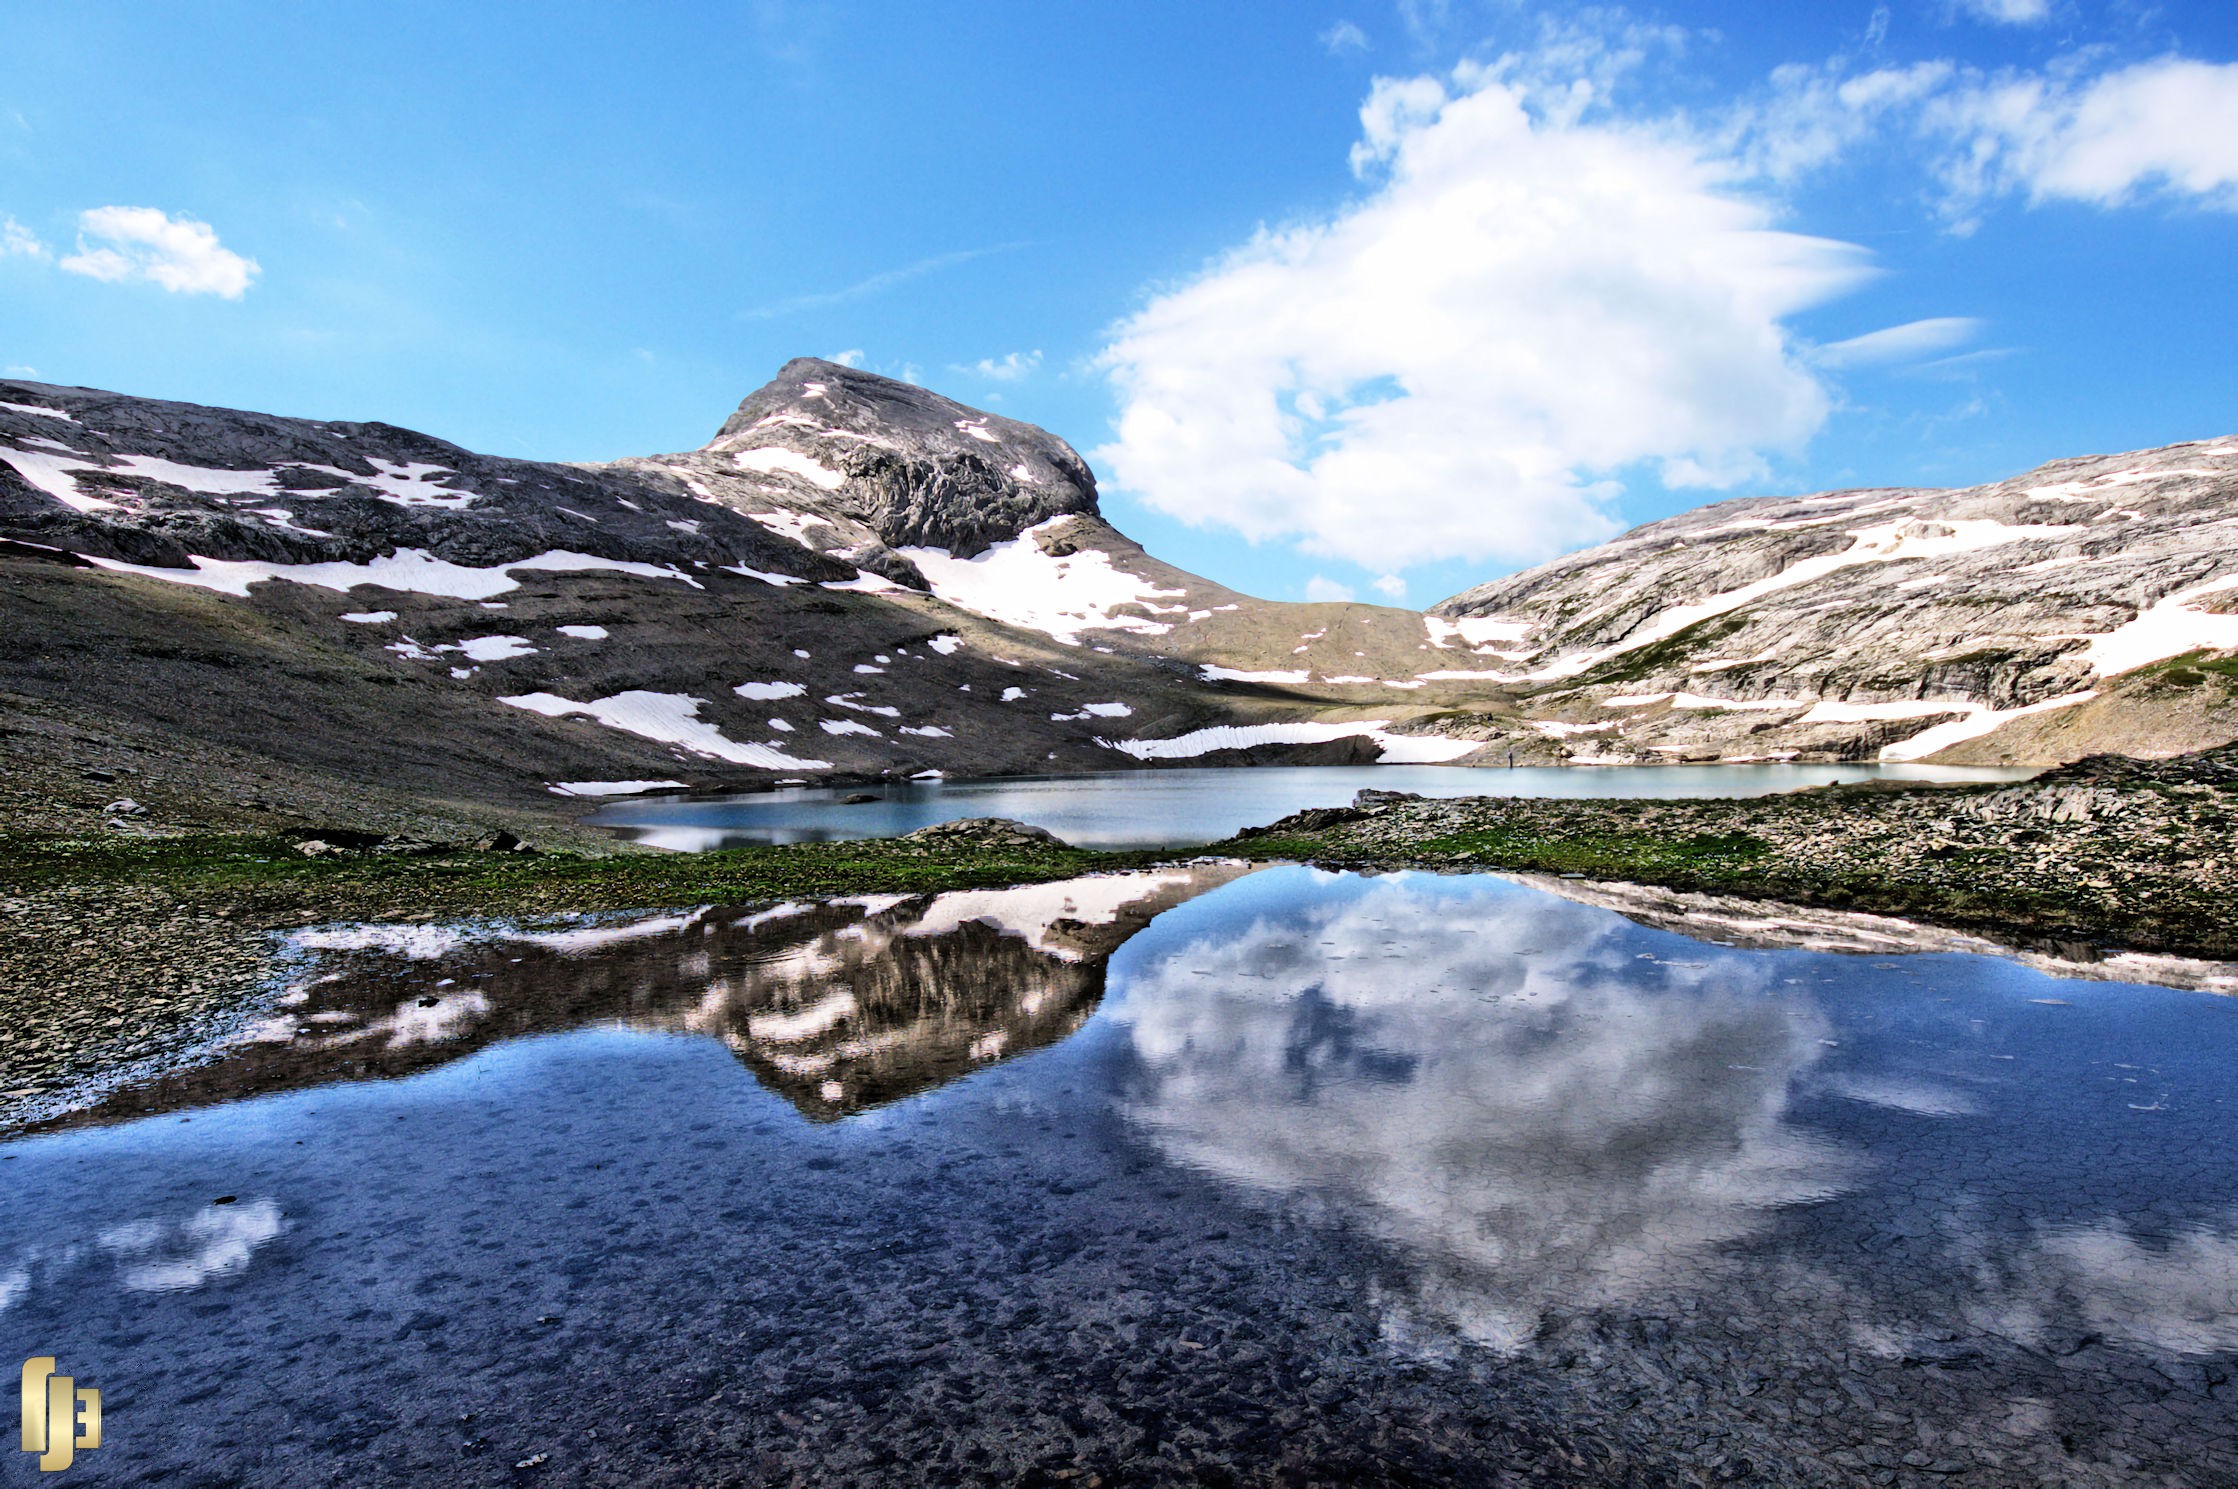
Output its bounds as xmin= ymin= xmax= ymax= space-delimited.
xmin=586 ymin=761 xmax=2036 ymax=849
xmin=4 ymin=867 xmax=2233 ymax=1486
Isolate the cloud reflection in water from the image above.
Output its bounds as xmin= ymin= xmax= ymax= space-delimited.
xmin=1110 ymin=869 xmax=1861 ymax=1350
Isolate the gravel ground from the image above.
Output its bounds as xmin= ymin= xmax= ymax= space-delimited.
xmin=0 ymin=884 xmax=291 ymax=1124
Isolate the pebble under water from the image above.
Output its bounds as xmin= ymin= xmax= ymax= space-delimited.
xmin=2 ymin=866 xmax=2234 ymax=1487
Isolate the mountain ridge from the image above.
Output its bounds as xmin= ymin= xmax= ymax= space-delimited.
xmin=4 ymin=360 xmax=2236 ymax=839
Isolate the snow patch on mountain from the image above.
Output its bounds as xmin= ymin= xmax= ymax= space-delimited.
xmin=1425 ymin=615 xmax=1532 ymax=652
xmin=1202 ymin=666 xmax=1310 ymax=684
xmin=81 ymin=547 xmax=704 ymax=600
xmin=2084 ymin=574 xmax=2238 ymax=677
xmin=500 ymin=690 xmax=832 ymax=769
xmin=1101 ymin=721 xmax=1478 ymax=762
xmin=898 ymin=520 xmax=1188 ymax=646
xmin=548 ymin=779 xmax=688 ymax=797
xmin=453 ymin=635 xmax=536 ymax=662
xmin=1878 ymin=691 xmax=2101 ymax=762
xmin=731 ymin=446 xmax=846 ymax=490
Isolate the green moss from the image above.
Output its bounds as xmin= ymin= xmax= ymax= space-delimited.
xmin=1218 ymin=834 xmax=1333 ymax=861
xmin=2140 ymin=649 xmax=2238 ymax=689
xmin=1413 ymin=825 xmax=1769 ymax=879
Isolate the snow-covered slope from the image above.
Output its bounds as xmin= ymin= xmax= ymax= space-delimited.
xmin=1429 ymin=439 xmax=2238 ymax=764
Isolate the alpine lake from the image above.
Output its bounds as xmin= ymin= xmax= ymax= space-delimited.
xmin=4 ymin=765 xmax=2233 ymax=1487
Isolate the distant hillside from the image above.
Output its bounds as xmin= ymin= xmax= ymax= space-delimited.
xmin=1431 ymin=438 xmax=2238 ymax=766
xmin=5 ymin=359 xmax=2234 ymax=837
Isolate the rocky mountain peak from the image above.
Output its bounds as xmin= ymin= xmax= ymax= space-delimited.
xmin=695 ymin=357 xmax=1100 ymax=558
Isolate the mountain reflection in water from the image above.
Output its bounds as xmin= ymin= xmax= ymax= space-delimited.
xmin=59 ymin=864 xmax=1249 ymax=1128
xmin=7 ymin=865 xmax=2238 ymax=1485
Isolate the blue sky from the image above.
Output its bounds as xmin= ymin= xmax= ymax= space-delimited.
xmin=3 ymin=1 xmax=2236 ymax=605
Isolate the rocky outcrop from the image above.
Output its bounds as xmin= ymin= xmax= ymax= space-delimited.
xmin=1221 ymin=741 xmax=2238 ymax=960
xmin=1429 ymin=438 xmax=2238 ymax=764
xmin=609 ymin=356 xmax=1104 ymax=588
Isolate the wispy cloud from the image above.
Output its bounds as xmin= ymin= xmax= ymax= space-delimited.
xmin=1738 ymin=55 xmax=2238 ymax=225
xmin=741 ymin=242 xmax=1026 ymax=320
xmin=1 ymin=215 xmax=49 ymax=260
xmin=1814 ymin=316 xmax=1983 ymax=369
xmin=1320 ymin=20 xmax=1368 ymax=55
xmin=1952 ymin=0 xmax=2050 ymax=24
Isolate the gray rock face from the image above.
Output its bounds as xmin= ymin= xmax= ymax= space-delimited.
xmin=1429 ymin=437 xmax=2238 ymax=763
xmin=610 ymin=357 xmax=1102 ymax=588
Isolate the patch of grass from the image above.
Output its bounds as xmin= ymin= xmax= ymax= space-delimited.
xmin=1410 ymin=826 xmax=1770 ymax=879
xmin=2140 ymin=649 xmax=2238 ymax=689
xmin=0 ymin=830 xmax=1163 ymax=920
xmin=1217 ymin=833 xmax=1334 ymax=861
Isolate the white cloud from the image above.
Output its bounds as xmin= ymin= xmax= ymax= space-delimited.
xmin=1372 ymin=573 xmax=1408 ymax=600
xmin=1740 ymin=54 xmax=2238 ymax=224
xmin=964 ymin=349 xmax=1041 ymax=382
xmin=830 ymin=348 xmax=866 ymax=367
xmin=1 ymin=216 xmax=48 ymax=260
xmin=1303 ymin=574 xmax=1356 ymax=603
xmin=1320 ymin=20 xmax=1368 ymax=55
xmin=58 ymin=206 xmax=259 ymax=297
xmin=1095 ymin=64 xmax=1871 ymax=573
xmin=1954 ymin=0 xmax=2050 ymax=23
xmin=1925 ymin=58 xmax=2238 ymax=215
xmin=1814 ymin=316 xmax=1983 ymax=368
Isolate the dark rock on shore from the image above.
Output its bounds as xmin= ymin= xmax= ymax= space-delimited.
xmin=902 ymin=816 xmax=1067 ymax=849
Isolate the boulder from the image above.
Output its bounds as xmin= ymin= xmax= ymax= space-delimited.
xmin=901 ymin=817 xmax=1066 ymax=849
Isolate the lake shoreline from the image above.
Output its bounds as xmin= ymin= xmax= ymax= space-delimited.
xmin=1217 ymin=745 xmax=2238 ymax=965
xmin=6 ymin=745 xmax=2233 ymax=1131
